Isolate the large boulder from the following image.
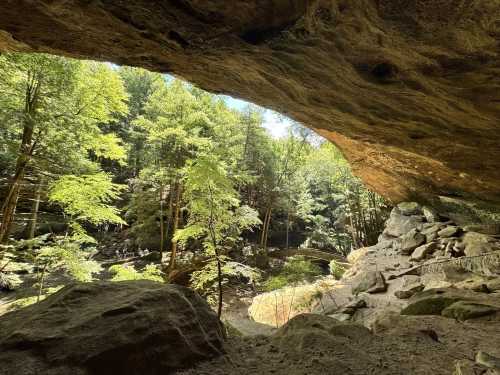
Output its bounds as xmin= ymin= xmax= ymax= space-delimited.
xmin=383 ymin=209 xmax=424 ymax=238
xmin=0 ymin=281 xmax=224 ymax=375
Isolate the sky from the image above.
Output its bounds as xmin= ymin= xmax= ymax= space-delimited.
xmin=221 ymin=96 xmax=292 ymax=139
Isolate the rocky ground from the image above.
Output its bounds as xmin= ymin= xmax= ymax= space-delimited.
xmin=1 ymin=202 xmax=500 ymax=374
xmin=185 ymin=202 xmax=500 ymax=374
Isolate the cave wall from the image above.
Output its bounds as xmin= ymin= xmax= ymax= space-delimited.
xmin=1 ymin=0 xmax=499 ymax=209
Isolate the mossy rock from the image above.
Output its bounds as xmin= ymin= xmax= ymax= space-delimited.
xmin=441 ymin=301 xmax=499 ymax=321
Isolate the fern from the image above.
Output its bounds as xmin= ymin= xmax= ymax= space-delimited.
xmin=109 ymin=263 xmax=164 ymax=282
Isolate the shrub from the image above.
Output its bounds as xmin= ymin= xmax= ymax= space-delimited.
xmin=329 ymin=260 xmax=346 ymax=279
xmin=109 ymin=263 xmax=164 ymax=282
xmin=264 ymin=256 xmax=322 ymax=291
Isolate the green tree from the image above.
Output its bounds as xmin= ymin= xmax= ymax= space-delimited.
xmin=0 ymin=54 xmax=127 ymax=246
xmin=174 ymin=155 xmax=260 ymax=317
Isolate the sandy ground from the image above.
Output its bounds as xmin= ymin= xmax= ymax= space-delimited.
xmin=176 ymin=313 xmax=500 ymax=375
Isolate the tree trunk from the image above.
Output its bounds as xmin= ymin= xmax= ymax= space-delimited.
xmin=168 ymin=181 xmax=182 ymax=272
xmin=0 ymin=73 xmax=41 ymax=246
xmin=164 ymin=185 xmax=174 ymax=252
xmin=0 ymin=120 xmax=36 ymax=245
xmin=27 ymin=174 xmax=44 ymax=240
xmin=260 ymin=206 xmax=272 ymax=251
xmin=159 ymin=185 xmax=165 ymax=258
xmin=285 ymin=208 xmax=290 ymax=250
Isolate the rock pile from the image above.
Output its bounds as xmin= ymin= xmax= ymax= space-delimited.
xmin=316 ymin=202 xmax=500 ymax=326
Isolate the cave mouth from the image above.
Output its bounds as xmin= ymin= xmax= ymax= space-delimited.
xmin=0 ymin=0 xmax=498 ymax=213
xmin=1 ymin=1 xmax=500 ymax=372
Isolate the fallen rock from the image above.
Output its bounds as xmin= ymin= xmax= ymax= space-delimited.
xmin=352 ymin=271 xmax=387 ymax=295
xmin=401 ymin=289 xmax=470 ymax=316
xmin=438 ymin=226 xmax=460 ymax=238
xmin=275 ymin=314 xmax=372 ymax=343
xmin=339 ymin=299 xmax=367 ymax=315
xmin=397 ymin=202 xmax=422 ymax=216
xmin=422 ymin=224 xmax=444 ymax=242
xmin=410 ymin=242 xmax=438 ymax=261
xmin=401 ymin=288 xmax=500 ymax=317
xmin=395 ymin=278 xmax=425 ymax=299
xmin=400 ymin=228 xmax=426 ymax=255
xmin=0 ymin=281 xmax=224 ymax=375
xmin=383 ymin=208 xmax=424 ymax=238
xmin=422 ymin=206 xmax=440 ymax=223
xmin=441 ymin=301 xmax=499 ymax=321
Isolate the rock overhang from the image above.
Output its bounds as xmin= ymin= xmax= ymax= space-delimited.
xmin=0 ymin=0 xmax=499 ymax=213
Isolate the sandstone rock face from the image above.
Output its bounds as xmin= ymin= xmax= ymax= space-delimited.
xmin=0 ymin=2 xmax=499 ymax=209
xmin=0 ymin=281 xmax=224 ymax=375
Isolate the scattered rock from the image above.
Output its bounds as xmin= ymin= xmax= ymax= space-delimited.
xmin=340 ymin=299 xmax=367 ymax=315
xmin=442 ymin=301 xmax=499 ymax=321
xmin=352 ymin=271 xmax=387 ymax=295
xmin=400 ymin=228 xmax=426 ymax=255
xmin=395 ymin=284 xmax=425 ymax=299
xmin=394 ymin=276 xmax=425 ymax=299
xmin=397 ymin=202 xmax=422 ymax=216
xmin=423 ymin=206 xmax=440 ymax=223
xmin=0 ymin=281 xmax=224 ymax=375
xmin=425 ymin=230 xmax=439 ymax=243
xmin=438 ymin=226 xmax=460 ymax=238
xmin=410 ymin=242 xmax=438 ymax=261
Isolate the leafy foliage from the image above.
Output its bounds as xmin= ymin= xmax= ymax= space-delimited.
xmin=264 ymin=256 xmax=322 ymax=291
xmin=109 ymin=263 xmax=164 ymax=282
xmin=35 ymin=237 xmax=101 ymax=282
xmin=329 ymin=260 xmax=346 ymax=280
xmin=49 ymin=173 xmax=126 ymax=226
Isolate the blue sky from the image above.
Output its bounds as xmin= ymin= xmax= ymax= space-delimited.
xmin=221 ymin=96 xmax=292 ymax=139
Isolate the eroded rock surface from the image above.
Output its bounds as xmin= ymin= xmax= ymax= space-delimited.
xmin=0 ymin=281 xmax=224 ymax=375
xmin=0 ymin=1 xmax=499 ymax=209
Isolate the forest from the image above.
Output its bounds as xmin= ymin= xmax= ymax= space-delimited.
xmin=0 ymin=53 xmax=389 ymax=317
